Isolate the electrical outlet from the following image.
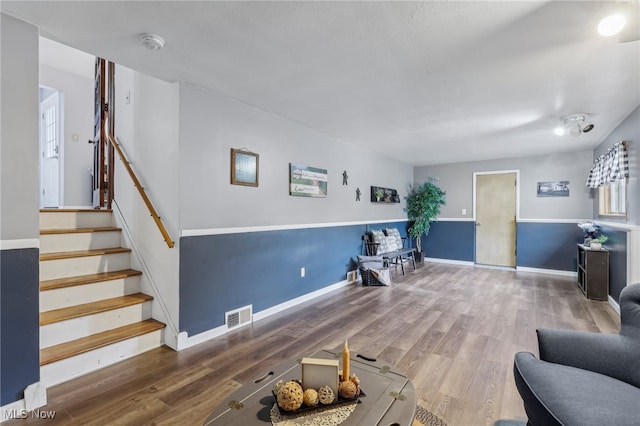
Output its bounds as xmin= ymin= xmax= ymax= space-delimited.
xmin=462 ymin=208 xmax=467 ymax=215
xmin=300 ymin=267 xmax=305 ymax=278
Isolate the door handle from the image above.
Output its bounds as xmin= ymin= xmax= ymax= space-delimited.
xmin=476 ymin=222 xmax=481 ymax=226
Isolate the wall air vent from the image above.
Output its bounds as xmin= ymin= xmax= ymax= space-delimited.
xmin=225 ymin=305 xmax=253 ymax=330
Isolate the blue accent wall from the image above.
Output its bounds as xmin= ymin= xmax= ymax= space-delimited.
xmin=516 ymin=222 xmax=583 ymax=271
xmin=599 ymin=225 xmax=627 ymax=303
xmin=1 ymin=248 xmax=40 ymax=405
xmin=421 ymin=221 xmax=475 ymax=262
xmin=179 ymin=222 xmax=409 ymax=336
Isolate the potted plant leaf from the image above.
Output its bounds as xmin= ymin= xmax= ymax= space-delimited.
xmin=404 ymin=179 xmax=446 ymax=262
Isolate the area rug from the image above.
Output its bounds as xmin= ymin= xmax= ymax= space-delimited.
xmin=412 ymin=405 xmax=448 ymax=426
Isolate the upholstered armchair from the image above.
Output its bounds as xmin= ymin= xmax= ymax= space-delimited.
xmin=513 ymin=283 xmax=640 ymax=426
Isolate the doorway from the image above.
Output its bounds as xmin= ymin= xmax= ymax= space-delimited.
xmin=474 ymin=171 xmax=518 ymax=267
xmin=39 ymin=87 xmax=63 ymax=208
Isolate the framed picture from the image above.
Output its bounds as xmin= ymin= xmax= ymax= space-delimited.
xmin=289 ymin=163 xmax=328 ymax=197
xmin=371 ymin=186 xmax=400 ymax=203
xmin=231 ymin=149 xmax=259 ymax=187
xmin=537 ymin=180 xmax=569 ymax=197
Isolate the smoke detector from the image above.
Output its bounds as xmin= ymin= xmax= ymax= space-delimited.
xmin=139 ymin=33 xmax=165 ymax=51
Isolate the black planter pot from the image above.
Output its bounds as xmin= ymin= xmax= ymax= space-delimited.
xmin=414 ymin=251 xmax=424 ymax=263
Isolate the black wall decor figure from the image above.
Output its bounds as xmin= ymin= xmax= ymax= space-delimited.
xmin=342 ymin=170 xmax=349 ymax=185
xmin=356 ymin=187 xmax=361 ymax=201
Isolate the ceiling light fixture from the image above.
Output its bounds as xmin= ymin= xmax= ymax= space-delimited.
xmin=139 ymin=33 xmax=165 ymax=50
xmin=556 ymin=114 xmax=595 ymax=137
xmin=598 ymin=13 xmax=626 ymax=37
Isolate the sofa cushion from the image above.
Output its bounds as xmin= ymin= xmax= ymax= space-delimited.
xmin=385 ymin=228 xmax=403 ymax=249
xmin=370 ymin=230 xmax=397 ymax=253
xmin=514 ymin=352 xmax=640 ymax=426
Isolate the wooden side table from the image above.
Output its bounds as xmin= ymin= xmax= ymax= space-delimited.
xmin=203 ymin=349 xmax=416 ymax=425
xmin=577 ymin=244 xmax=609 ymax=301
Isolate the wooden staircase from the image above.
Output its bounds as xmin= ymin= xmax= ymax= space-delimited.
xmin=39 ymin=209 xmax=165 ymax=386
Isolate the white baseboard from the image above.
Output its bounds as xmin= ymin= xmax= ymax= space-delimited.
xmin=423 ymin=257 xmax=474 ymax=267
xmin=177 ymin=279 xmax=353 ymax=351
xmin=516 ymin=266 xmax=577 ymax=277
xmin=608 ymin=295 xmax=621 ymax=314
xmin=0 ymin=382 xmax=47 ymax=423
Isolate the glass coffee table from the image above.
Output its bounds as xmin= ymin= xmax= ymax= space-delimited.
xmin=203 ymin=348 xmax=416 ymax=425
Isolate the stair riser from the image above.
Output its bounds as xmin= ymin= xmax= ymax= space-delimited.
xmin=40 ymin=231 xmax=122 ymax=254
xmin=40 ymin=253 xmax=131 ymax=281
xmin=41 ymin=303 xmax=152 ymax=348
xmin=40 ymin=211 xmax=113 ymax=229
xmin=40 ymin=330 xmax=163 ymax=387
xmin=40 ymin=276 xmax=141 ymax=312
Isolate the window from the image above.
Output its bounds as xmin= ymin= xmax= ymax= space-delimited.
xmin=599 ymin=179 xmax=626 ymax=217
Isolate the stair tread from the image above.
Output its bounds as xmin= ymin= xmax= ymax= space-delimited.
xmin=40 ymin=293 xmax=153 ymax=325
xmin=40 ymin=319 xmax=165 ymax=365
xmin=40 ymin=269 xmax=142 ymax=291
xmin=41 ymin=227 xmax=121 ymax=235
xmin=40 ymin=247 xmax=131 ymax=261
xmin=40 ymin=208 xmax=112 ymax=213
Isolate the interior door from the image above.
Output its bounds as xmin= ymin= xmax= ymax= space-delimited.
xmin=41 ymin=92 xmax=60 ymax=208
xmin=92 ymin=58 xmax=106 ymax=208
xmin=475 ymin=172 xmax=517 ymax=267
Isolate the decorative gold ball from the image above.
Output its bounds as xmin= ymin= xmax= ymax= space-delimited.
xmin=273 ymin=380 xmax=285 ymax=393
xmin=277 ymin=381 xmax=304 ymax=412
xmin=303 ymin=388 xmax=319 ymax=406
xmin=318 ymin=385 xmax=335 ymax=405
xmin=339 ymin=380 xmax=358 ymax=399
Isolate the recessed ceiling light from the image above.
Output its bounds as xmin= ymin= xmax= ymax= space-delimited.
xmin=598 ymin=13 xmax=626 ymax=37
xmin=139 ymin=33 xmax=165 ymax=50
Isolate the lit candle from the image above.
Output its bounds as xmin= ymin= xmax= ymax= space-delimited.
xmin=342 ymin=339 xmax=350 ymax=382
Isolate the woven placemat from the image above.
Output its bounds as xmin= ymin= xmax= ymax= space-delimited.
xmin=412 ymin=405 xmax=447 ymax=426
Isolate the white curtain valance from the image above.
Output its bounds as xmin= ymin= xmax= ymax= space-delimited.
xmin=586 ymin=141 xmax=629 ymax=188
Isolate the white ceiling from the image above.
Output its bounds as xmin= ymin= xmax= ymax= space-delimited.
xmin=3 ymin=1 xmax=639 ymax=166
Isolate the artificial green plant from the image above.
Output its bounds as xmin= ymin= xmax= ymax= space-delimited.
xmin=404 ymin=179 xmax=446 ymax=253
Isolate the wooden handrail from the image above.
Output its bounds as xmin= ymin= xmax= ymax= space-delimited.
xmin=107 ymin=134 xmax=175 ymax=248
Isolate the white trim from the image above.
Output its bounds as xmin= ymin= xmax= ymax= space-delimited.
xmin=1 ymin=399 xmax=27 ymax=423
xmin=434 ymin=217 xmax=476 ymax=222
xmin=424 ymin=257 xmax=475 ymax=267
xmin=0 ymin=239 xmax=40 ymax=250
xmin=181 ymin=218 xmax=408 ymax=237
xmin=516 ymin=218 xmax=587 ymax=224
xmin=475 ymin=264 xmax=516 ymax=271
xmin=176 ymin=278 xmax=353 ymax=351
xmin=594 ymin=221 xmax=640 ymax=231
xmin=0 ymin=381 xmax=47 ymax=423
xmin=608 ymin=295 xmax=621 ymax=314
xmin=516 ymin=266 xmax=577 ymax=277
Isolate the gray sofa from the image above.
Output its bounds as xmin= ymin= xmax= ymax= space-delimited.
xmin=513 ymin=283 xmax=640 ymax=426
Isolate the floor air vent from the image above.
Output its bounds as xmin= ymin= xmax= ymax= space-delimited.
xmin=226 ymin=305 xmax=253 ymax=330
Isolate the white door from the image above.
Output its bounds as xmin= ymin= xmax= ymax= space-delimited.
xmin=41 ymin=92 xmax=60 ymax=208
xmin=475 ymin=172 xmax=517 ymax=267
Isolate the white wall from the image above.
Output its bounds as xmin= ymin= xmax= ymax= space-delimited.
xmin=178 ymin=82 xmax=413 ymax=231
xmin=1 ymin=14 xmax=39 ymax=241
xmin=114 ymin=65 xmax=181 ymax=347
xmin=414 ymin=150 xmax=594 ymax=220
xmin=39 ymin=64 xmax=93 ymax=207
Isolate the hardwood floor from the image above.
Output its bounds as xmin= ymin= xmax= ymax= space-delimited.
xmin=9 ymin=262 xmax=620 ymax=426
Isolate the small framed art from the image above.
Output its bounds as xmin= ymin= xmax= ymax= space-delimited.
xmin=231 ymin=148 xmax=259 ymax=187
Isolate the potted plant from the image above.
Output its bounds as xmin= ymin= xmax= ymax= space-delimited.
xmin=404 ymin=179 xmax=446 ymax=261
xmin=590 ymin=234 xmax=608 ymax=250
xmin=375 ymin=189 xmax=384 ymax=202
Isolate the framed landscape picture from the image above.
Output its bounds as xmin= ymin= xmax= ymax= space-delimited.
xmin=537 ymin=180 xmax=569 ymax=197
xmin=231 ymin=149 xmax=259 ymax=187
xmin=289 ymin=164 xmax=328 ymax=197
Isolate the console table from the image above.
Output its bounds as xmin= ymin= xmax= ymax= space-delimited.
xmin=203 ymin=349 xmax=416 ymax=425
xmin=577 ymin=244 xmax=609 ymax=301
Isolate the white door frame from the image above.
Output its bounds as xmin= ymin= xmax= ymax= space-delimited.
xmin=39 ymin=87 xmax=64 ymax=208
xmin=472 ymin=170 xmax=520 ymax=264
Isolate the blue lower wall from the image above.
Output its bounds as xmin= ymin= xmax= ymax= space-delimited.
xmin=598 ymin=225 xmax=627 ymax=303
xmin=517 ymin=222 xmax=584 ymax=272
xmin=179 ymin=222 xmax=410 ymax=336
xmin=421 ymin=221 xmax=475 ymax=262
xmin=1 ymin=248 xmax=40 ymax=406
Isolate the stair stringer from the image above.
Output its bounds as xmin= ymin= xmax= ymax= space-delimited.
xmin=111 ymin=200 xmax=180 ymax=350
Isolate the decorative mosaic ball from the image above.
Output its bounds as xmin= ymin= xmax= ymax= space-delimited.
xmin=318 ymin=385 xmax=335 ymax=405
xmin=339 ymin=380 xmax=358 ymax=399
xmin=303 ymin=388 xmax=319 ymax=406
xmin=277 ymin=381 xmax=304 ymax=412
xmin=350 ymin=374 xmax=361 ymax=393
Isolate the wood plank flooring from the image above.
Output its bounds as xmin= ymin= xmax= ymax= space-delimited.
xmin=9 ymin=262 xmax=620 ymax=426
